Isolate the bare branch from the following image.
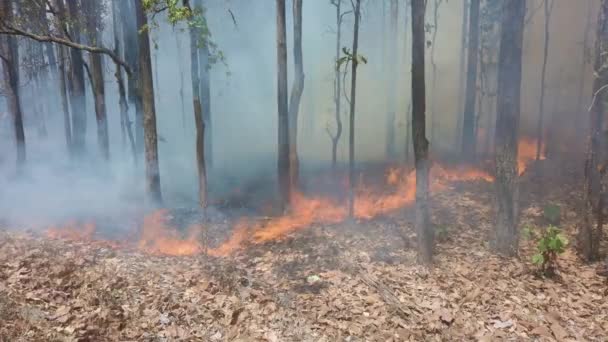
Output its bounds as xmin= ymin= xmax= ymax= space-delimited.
xmin=0 ymin=23 xmax=132 ymax=75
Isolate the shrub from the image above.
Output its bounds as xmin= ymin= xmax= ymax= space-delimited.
xmin=532 ymin=225 xmax=568 ymax=276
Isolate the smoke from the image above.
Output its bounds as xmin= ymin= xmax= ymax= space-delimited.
xmin=0 ymin=0 xmax=593 ymax=229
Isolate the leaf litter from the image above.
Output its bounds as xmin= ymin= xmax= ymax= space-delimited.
xmin=0 ymin=173 xmax=607 ymax=341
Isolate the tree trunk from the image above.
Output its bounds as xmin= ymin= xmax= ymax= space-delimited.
xmin=277 ymin=0 xmax=291 ymax=212
xmin=576 ymin=1 xmax=593 ymax=136
xmin=120 ymin=0 xmax=144 ymax=156
xmin=535 ymin=0 xmax=553 ymax=162
xmin=112 ymin=0 xmax=136 ymax=163
xmin=456 ymin=0 xmax=469 ymax=149
xmin=195 ymin=0 xmax=212 ymax=169
xmin=289 ymin=0 xmax=304 ymax=191
xmin=347 ymin=0 xmax=361 ymax=218
xmin=385 ymin=0 xmax=398 ymax=160
xmin=135 ymin=0 xmax=163 ymax=205
xmin=186 ymin=0 xmax=208 ymax=208
xmin=404 ymin=0 xmax=410 ymax=163
xmin=461 ymin=0 xmax=480 ymax=159
xmin=411 ymin=0 xmax=432 ymax=264
xmin=429 ymin=0 xmax=440 ymax=148
xmin=579 ymin=0 xmax=608 ymax=262
xmin=492 ymin=0 xmax=525 ymax=257
xmin=57 ymin=45 xmax=72 ymax=153
xmin=330 ymin=0 xmax=344 ymax=168
xmin=0 ymin=0 xmax=25 ymax=171
xmin=85 ymin=0 xmax=110 ymax=161
xmin=65 ymin=0 xmax=87 ymax=158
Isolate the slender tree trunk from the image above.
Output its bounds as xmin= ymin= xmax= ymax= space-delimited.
xmin=85 ymin=0 xmax=110 ymax=161
xmin=0 ymin=0 xmax=25 ymax=171
xmin=580 ymin=0 xmax=608 ymax=262
xmin=385 ymin=0 xmax=398 ymax=160
xmin=289 ymin=0 xmax=304 ymax=191
xmin=57 ymin=45 xmax=72 ymax=152
xmin=456 ymin=0 xmax=469 ymax=149
xmin=112 ymin=0 xmax=136 ymax=162
xmin=347 ymin=0 xmax=361 ymax=218
xmin=277 ymin=0 xmax=291 ymax=212
xmin=535 ymin=0 xmax=553 ymax=161
xmin=135 ymin=0 xmax=163 ymax=204
xmin=120 ymin=0 xmax=144 ymax=156
xmin=176 ymin=34 xmax=187 ymax=134
xmin=185 ymin=0 xmax=208 ymax=208
xmin=195 ymin=0 xmax=212 ymax=169
xmin=429 ymin=0 xmax=440 ymax=147
xmin=66 ymin=0 xmax=87 ymax=158
xmin=576 ymin=1 xmax=593 ymax=136
xmin=492 ymin=0 xmax=525 ymax=257
xmin=404 ymin=1 xmax=411 ymax=163
xmin=462 ymin=0 xmax=480 ymax=159
xmin=330 ymin=0 xmax=344 ymax=168
xmin=411 ymin=0 xmax=432 ymax=264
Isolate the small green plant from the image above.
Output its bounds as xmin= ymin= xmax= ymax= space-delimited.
xmin=531 ymin=225 xmax=568 ymax=276
xmin=436 ymin=225 xmax=449 ymax=241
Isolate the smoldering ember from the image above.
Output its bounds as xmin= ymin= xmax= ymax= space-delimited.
xmin=0 ymin=0 xmax=607 ymax=341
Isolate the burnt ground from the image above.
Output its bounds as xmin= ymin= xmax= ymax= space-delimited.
xmin=1 ymin=161 xmax=607 ymax=341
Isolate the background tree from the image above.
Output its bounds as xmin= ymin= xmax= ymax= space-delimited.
xmin=455 ymin=0 xmax=469 ymax=148
xmin=385 ymin=0 xmax=398 ymax=161
xmin=461 ymin=0 xmax=480 ymax=160
xmin=0 ymin=0 xmax=26 ymax=171
xmin=579 ymin=0 xmax=608 ymax=262
xmin=277 ymin=0 xmax=291 ymax=212
xmin=535 ymin=0 xmax=554 ymax=162
xmin=411 ymin=0 xmax=432 ymax=264
xmin=135 ymin=0 xmax=163 ymax=205
xmin=492 ymin=0 xmax=526 ymax=257
xmin=288 ymin=0 xmax=304 ymax=191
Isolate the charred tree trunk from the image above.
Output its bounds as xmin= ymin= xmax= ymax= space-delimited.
xmin=461 ymin=0 xmax=480 ymax=159
xmin=385 ymin=0 xmax=398 ymax=160
xmin=347 ymin=0 xmax=361 ymax=218
xmin=277 ymin=0 xmax=291 ymax=212
xmin=580 ymin=0 xmax=608 ymax=262
xmin=66 ymin=0 xmax=87 ymax=158
xmin=411 ymin=0 xmax=432 ymax=264
xmin=185 ymin=0 xmax=208 ymax=208
xmin=0 ymin=0 xmax=25 ymax=171
xmin=135 ymin=0 xmax=163 ymax=205
xmin=535 ymin=0 xmax=553 ymax=162
xmin=492 ymin=0 xmax=525 ymax=257
xmin=289 ymin=0 xmax=304 ymax=191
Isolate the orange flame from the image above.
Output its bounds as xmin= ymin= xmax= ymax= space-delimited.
xmin=518 ymin=138 xmax=545 ymax=175
xmin=46 ymin=222 xmax=96 ymax=241
xmin=137 ymin=210 xmax=202 ymax=256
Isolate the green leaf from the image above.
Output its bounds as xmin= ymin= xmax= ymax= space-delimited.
xmin=532 ymin=253 xmax=544 ymax=265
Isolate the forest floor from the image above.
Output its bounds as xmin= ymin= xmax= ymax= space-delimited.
xmin=1 ymin=162 xmax=607 ymax=341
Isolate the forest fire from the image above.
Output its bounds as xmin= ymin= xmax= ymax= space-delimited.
xmin=518 ymin=138 xmax=545 ymax=175
xmin=46 ymin=222 xmax=96 ymax=242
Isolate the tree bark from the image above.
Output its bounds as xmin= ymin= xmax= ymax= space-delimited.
xmin=429 ymin=0 xmax=440 ymax=147
xmin=492 ymin=0 xmax=525 ymax=257
xmin=411 ymin=0 xmax=432 ymax=264
xmin=347 ymin=0 xmax=361 ymax=218
xmin=580 ymin=0 xmax=608 ymax=262
xmin=385 ymin=0 xmax=398 ymax=160
xmin=185 ymin=0 xmax=208 ymax=208
xmin=535 ymin=0 xmax=553 ymax=162
xmin=277 ymin=0 xmax=291 ymax=212
xmin=461 ymin=0 xmax=480 ymax=159
xmin=289 ymin=0 xmax=304 ymax=191
xmin=456 ymin=0 xmax=469 ymax=149
xmin=0 ymin=0 xmax=25 ymax=171
xmin=57 ymin=44 xmax=72 ymax=153
xmin=65 ymin=0 xmax=87 ymax=158
xmin=329 ymin=0 xmax=345 ymax=168
xmin=84 ymin=0 xmax=110 ymax=161
xmin=135 ymin=0 xmax=163 ymax=205
xmin=195 ymin=0 xmax=212 ymax=169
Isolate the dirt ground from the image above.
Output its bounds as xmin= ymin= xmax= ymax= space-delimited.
xmin=1 ymin=165 xmax=607 ymax=341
